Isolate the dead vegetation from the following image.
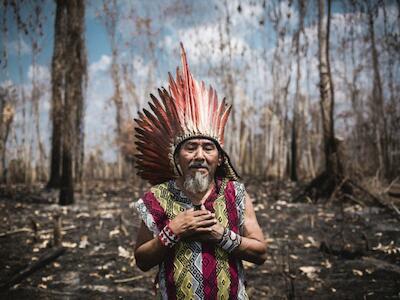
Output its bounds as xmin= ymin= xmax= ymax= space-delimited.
xmin=0 ymin=178 xmax=399 ymax=299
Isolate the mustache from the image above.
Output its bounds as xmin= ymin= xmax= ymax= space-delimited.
xmin=189 ymin=161 xmax=209 ymax=170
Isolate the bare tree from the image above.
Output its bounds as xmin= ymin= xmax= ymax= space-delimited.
xmin=318 ymin=0 xmax=343 ymax=177
xmin=0 ymin=85 xmax=16 ymax=182
xmin=60 ymin=0 xmax=86 ymax=205
xmin=290 ymin=0 xmax=307 ymax=181
xmin=301 ymin=0 xmax=349 ymax=200
xmin=367 ymin=2 xmax=389 ymax=179
xmin=47 ymin=0 xmax=67 ymax=189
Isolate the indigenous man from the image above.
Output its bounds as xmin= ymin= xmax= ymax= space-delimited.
xmin=133 ymin=44 xmax=267 ymax=299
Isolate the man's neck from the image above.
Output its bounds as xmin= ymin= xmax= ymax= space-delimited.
xmin=176 ymin=178 xmax=215 ymax=205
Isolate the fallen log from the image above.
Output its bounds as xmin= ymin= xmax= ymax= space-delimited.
xmin=0 ymin=228 xmax=31 ymax=238
xmin=0 ymin=247 xmax=66 ymax=291
xmin=0 ymin=225 xmax=76 ymax=239
xmin=114 ymin=275 xmax=144 ymax=283
xmin=320 ymin=241 xmax=365 ymax=260
xmin=362 ymin=256 xmax=400 ymax=275
xmin=348 ymin=179 xmax=400 ymax=221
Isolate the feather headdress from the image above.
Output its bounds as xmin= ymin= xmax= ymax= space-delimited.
xmin=134 ymin=43 xmax=238 ymax=184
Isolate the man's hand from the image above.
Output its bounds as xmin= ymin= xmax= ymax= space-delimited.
xmin=188 ymin=222 xmax=225 ymax=243
xmin=168 ymin=207 xmax=217 ymax=238
xmin=180 ymin=205 xmax=225 ymax=243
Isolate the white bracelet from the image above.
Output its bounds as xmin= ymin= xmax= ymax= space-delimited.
xmin=218 ymin=228 xmax=242 ymax=253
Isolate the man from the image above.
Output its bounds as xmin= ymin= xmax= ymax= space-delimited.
xmin=133 ymin=44 xmax=266 ymax=299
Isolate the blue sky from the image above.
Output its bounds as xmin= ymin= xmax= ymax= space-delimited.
xmin=1 ymin=0 xmax=399 ymax=164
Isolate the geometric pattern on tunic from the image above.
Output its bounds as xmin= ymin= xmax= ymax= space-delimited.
xmin=135 ymin=178 xmax=248 ymax=299
xmin=233 ymin=181 xmax=246 ymax=232
xmin=135 ymin=198 xmax=159 ymax=235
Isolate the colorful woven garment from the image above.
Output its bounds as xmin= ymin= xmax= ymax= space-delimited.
xmin=135 ymin=178 xmax=248 ymax=300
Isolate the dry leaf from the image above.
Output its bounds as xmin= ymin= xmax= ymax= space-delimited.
xmin=352 ymin=269 xmax=363 ymax=276
xmin=42 ymin=275 xmax=53 ymax=282
xmin=118 ymin=246 xmax=131 ymax=259
xmin=372 ymin=241 xmax=400 ymax=254
xmin=93 ymin=243 xmax=106 ymax=252
xmin=254 ymin=204 xmax=265 ymax=211
xmin=62 ymin=241 xmax=77 ymax=248
xmin=299 ymin=266 xmax=320 ymax=280
xmin=79 ymin=235 xmax=89 ymax=249
xmin=77 ymin=212 xmax=90 ymax=218
xmin=101 ymin=212 xmax=113 ymax=219
xmin=243 ymin=261 xmax=254 ymax=269
xmin=321 ymin=259 xmax=332 ymax=269
xmin=109 ymin=228 xmax=120 ymax=238
xmin=365 ymin=268 xmax=374 ymax=274
xmin=89 ymin=272 xmax=102 ymax=279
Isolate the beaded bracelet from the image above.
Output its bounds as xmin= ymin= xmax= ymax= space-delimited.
xmin=158 ymin=224 xmax=180 ymax=248
xmin=218 ymin=228 xmax=242 ymax=253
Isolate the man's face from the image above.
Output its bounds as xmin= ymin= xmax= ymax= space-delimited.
xmin=176 ymin=138 xmax=221 ymax=180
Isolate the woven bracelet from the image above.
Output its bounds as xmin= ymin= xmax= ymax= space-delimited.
xmin=218 ymin=228 xmax=242 ymax=253
xmin=158 ymin=224 xmax=180 ymax=248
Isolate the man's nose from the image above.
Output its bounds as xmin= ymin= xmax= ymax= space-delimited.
xmin=194 ymin=148 xmax=205 ymax=160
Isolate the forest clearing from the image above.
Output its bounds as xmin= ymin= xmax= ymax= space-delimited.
xmin=1 ymin=179 xmax=400 ymax=299
xmin=1 ymin=0 xmax=399 ymax=299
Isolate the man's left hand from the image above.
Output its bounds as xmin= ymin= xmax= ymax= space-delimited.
xmin=184 ymin=205 xmax=225 ymax=243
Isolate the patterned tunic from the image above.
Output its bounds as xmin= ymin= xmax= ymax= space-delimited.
xmin=135 ymin=178 xmax=249 ymax=300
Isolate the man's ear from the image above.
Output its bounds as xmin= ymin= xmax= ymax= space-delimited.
xmin=218 ymin=154 xmax=223 ymax=166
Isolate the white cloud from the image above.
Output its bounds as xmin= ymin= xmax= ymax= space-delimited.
xmin=27 ymin=64 xmax=50 ymax=83
xmin=162 ymin=23 xmax=251 ymax=67
xmin=0 ymin=80 xmax=14 ymax=89
xmin=89 ymin=54 xmax=111 ymax=74
xmin=7 ymin=37 xmax=31 ymax=55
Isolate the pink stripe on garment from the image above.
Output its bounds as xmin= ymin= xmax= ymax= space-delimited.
xmin=202 ymin=244 xmax=218 ymax=300
xmin=224 ymin=181 xmax=240 ymax=299
xmin=142 ymin=191 xmax=177 ymax=299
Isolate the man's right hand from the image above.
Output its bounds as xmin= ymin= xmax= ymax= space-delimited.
xmin=168 ymin=208 xmax=217 ymax=238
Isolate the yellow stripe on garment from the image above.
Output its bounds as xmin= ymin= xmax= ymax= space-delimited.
xmin=151 ymin=183 xmax=185 ymax=219
xmin=151 ymin=183 xmax=195 ymax=299
xmin=173 ymin=241 xmax=196 ymax=299
xmin=213 ymin=188 xmax=231 ymax=300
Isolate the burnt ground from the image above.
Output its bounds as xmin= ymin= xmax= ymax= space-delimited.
xmin=0 ymin=179 xmax=399 ymax=299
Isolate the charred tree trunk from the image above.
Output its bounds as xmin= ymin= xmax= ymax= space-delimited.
xmin=60 ymin=0 xmax=86 ymax=205
xmin=47 ymin=0 xmax=67 ymax=189
xmin=367 ymin=4 xmax=389 ymax=179
xmin=73 ymin=6 xmax=87 ymax=184
xmin=290 ymin=0 xmax=306 ymax=182
xmin=301 ymin=0 xmax=350 ymax=201
xmin=318 ymin=0 xmax=341 ymax=176
xmin=102 ymin=0 xmax=124 ymax=179
xmin=0 ymin=89 xmax=15 ymax=183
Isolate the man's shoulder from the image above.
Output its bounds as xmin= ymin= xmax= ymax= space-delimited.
xmin=226 ymin=179 xmax=245 ymax=189
xmin=145 ymin=181 xmax=170 ymax=193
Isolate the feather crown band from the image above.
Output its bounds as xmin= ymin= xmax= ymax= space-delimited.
xmin=134 ymin=43 xmax=232 ymax=184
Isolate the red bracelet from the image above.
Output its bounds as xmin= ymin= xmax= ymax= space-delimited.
xmin=158 ymin=224 xmax=180 ymax=248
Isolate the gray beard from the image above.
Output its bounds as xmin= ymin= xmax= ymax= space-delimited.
xmin=183 ymin=171 xmax=212 ymax=194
